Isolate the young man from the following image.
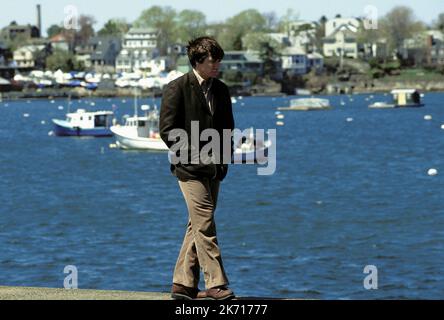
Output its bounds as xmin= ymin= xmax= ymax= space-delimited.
xmin=159 ymin=37 xmax=235 ymax=300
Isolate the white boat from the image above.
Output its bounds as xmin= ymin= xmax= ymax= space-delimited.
xmin=111 ymin=105 xmax=168 ymax=151
xmin=277 ymin=98 xmax=331 ymax=111
xmin=232 ymin=128 xmax=272 ymax=163
xmin=369 ymin=89 xmax=425 ymax=109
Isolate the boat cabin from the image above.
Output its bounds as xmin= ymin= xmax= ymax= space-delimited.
xmin=66 ymin=109 xmax=114 ymax=129
xmin=390 ymin=89 xmax=423 ymax=107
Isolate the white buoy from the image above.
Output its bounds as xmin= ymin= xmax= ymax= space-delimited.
xmin=90 ymin=102 xmax=95 ymax=106
xmin=428 ymin=168 xmax=438 ymax=176
xmin=276 ymin=114 xmax=285 ymax=120
xmin=275 ymin=111 xmax=281 ymax=115
xmin=23 ymin=113 xmax=30 ymax=117
xmin=441 ymin=124 xmax=444 ymax=130
xmin=109 ymin=143 xmax=117 ymax=149
xmin=50 ymin=100 xmax=55 ymax=104
xmin=58 ymin=106 xmax=64 ymax=110
xmin=48 ymin=131 xmax=54 ymax=136
xmin=41 ymin=120 xmax=46 ymax=125
xmin=424 ymin=115 xmax=432 ymax=120
xmin=276 ymin=121 xmax=284 ymax=126
xmin=346 ymin=117 xmax=353 ymax=122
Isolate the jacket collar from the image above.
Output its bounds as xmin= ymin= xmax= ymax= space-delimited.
xmin=188 ymin=71 xmax=214 ymax=116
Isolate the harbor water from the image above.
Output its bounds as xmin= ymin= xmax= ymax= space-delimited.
xmin=1 ymin=93 xmax=444 ymax=299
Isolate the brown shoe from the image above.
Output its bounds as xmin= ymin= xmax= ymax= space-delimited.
xmin=196 ymin=286 xmax=235 ymax=300
xmin=171 ymin=283 xmax=199 ymax=300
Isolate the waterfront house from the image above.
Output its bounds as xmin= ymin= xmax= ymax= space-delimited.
xmin=13 ymin=45 xmax=46 ymax=68
xmin=1 ymin=22 xmax=40 ymax=42
xmin=281 ymin=47 xmax=308 ymax=75
xmin=323 ymin=18 xmax=360 ymax=59
xmin=115 ymin=28 xmax=159 ymax=73
xmin=90 ymin=37 xmax=122 ymax=73
xmin=49 ymin=34 xmax=69 ymax=52
xmin=220 ymin=51 xmax=264 ymax=76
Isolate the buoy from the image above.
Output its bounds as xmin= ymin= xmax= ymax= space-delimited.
xmin=424 ymin=115 xmax=432 ymax=120
xmin=275 ymin=111 xmax=281 ymax=115
xmin=346 ymin=117 xmax=353 ymax=122
xmin=276 ymin=121 xmax=284 ymax=126
xmin=276 ymin=114 xmax=285 ymax=120
xmin=23 ymin=113 xmax=29 ymax=117
xmin=441 ymin=124 xmax=444 ymax=130
xmin=428 ymin=168 xmax=438 ymax=176
xmin=109 ymin=143 xmax=117 ymax=149
xmin=58 ymin=106 xmax=64 ymax=110
xmin=41 ymin=120 xmax=46 ymax=125
xmin=48 ymin=131 xmax=54 ymax=136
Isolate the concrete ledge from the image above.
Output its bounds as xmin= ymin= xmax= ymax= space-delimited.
xmin=0 ymin=286 xmax=171 ymax=300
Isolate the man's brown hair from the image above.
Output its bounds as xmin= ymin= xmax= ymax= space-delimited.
xmin=187 ymin=37 xmax=224 ymax=67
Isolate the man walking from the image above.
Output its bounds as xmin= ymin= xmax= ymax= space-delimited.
xmin=160 ymin=37 xmax=235 ymax=300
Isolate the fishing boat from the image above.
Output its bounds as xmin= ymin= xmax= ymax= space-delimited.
xmin=52 ymin=109 xmax=114 ymax=137
xmin=110 ymin=105 xmax=168 ymax=151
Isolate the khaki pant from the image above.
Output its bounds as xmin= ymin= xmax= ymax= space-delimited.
xmin=173 ymin=178 xmax=229 ymax=289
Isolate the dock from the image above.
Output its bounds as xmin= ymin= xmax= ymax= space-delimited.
xmin=0 ymin=286 xmax=170 ymax=300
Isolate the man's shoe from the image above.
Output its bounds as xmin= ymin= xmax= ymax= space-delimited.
xmin=171 ymin=283 xmax=199 ymax=300
xmin=196 ymin=286 xmax=235 ymax=300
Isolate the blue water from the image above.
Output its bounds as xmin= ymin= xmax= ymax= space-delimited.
xmin=1 ymin=93 xmax=444 ymax=299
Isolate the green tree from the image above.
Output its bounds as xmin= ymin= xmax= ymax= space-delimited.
xmin=47 ymin=24 xmax=63 ymax=38
xmin=243 ymin=33 xmax=281 ymax=52
xmin=259 ymin=41 xmax=278 ymax=78
xmin=435 ymin=13 xmax=444 ymax=32
xmin=98 ymin=18 xmax=130 ymax=36
xmin=134 ymin=6 xmax=177 ymax=55
xmin=380 ymin=6 xmax=425 ymax=55
xmin=176 ymin=10 xmax=207 ymax=43
xmin=278 ymin=8 xmax=299 ymax=36
xmin=76 ymin=15 xmax=96 ymax=46
xmin=219 ymin=9 xmax=267 ymax=50
xmin=46 ymin=49 xmax=76 ymax=71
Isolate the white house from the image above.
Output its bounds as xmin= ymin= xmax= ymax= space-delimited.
xmin=116 ymin=28 xmax=158 ymax=73
xmin=323 ymin=18 xmax=361 ymax=59
xmin=13 ymin=45 xmax=45 ymax=68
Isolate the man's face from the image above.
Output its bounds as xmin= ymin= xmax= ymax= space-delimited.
xmin=195 ymin=56 xmax=221 ymax=80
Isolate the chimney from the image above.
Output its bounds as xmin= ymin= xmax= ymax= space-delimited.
xmin=36 ymin=4 xmax=42 ymax=37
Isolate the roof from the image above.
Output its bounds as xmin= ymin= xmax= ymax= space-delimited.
xmin=127 ymin=28 xmax=158 ymax=35
xmin=391 ymin=89 xmax=420 ymax=94
xmin=281 ymin=47 xmax=306 ymax=56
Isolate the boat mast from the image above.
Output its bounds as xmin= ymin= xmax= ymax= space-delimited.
xmin=133 ymin=88 xmax=138 ymax=117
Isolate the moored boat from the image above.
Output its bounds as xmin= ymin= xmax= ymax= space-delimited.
xmin=52 ymin=109 xmax=114 ymax=137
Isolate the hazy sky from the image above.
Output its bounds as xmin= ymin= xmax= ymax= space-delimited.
xmin=1 ymin=0 xmax=443 ymax=36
